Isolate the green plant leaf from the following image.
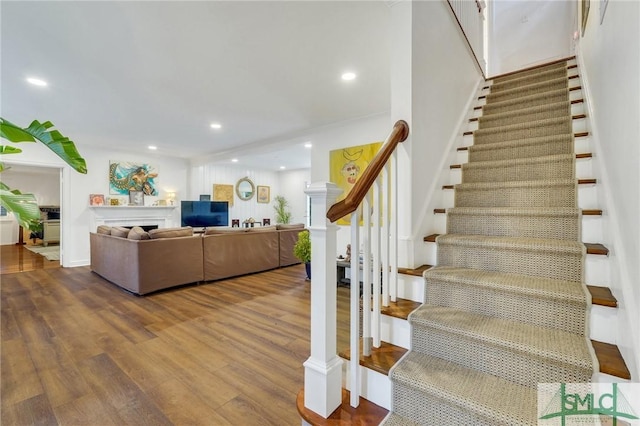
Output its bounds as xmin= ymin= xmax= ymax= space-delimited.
xmin=0 ymin=188 xmax=41 ymax=230
xmin=0 ymin=145 xmax=23 ymax=154
xmin=293 ymin=230 xmax=311 ymax=263
xmin=0 ymin=118 xmax=87 ymax=174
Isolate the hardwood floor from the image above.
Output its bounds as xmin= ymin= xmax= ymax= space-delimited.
xmin=1 ymin=263 xmax=352 ymax=425
xmin=0 ymin=244 xmax=60 ymax=274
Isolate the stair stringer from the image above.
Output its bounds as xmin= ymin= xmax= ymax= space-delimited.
xmin=575 ymin=48 xmax=639 ymax=381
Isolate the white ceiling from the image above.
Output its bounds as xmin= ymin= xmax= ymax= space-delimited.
xmin=1 ymin=1 xmax=391 ymax=172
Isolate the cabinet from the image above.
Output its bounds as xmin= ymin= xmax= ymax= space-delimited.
xmin=42 ymin=220 xmax=60 ymax=246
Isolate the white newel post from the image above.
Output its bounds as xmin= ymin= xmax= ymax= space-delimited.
xmin=303 ymin=182 xmax=343 ymax=418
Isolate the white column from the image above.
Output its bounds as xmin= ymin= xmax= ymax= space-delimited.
xmin=303 ymin=182 xmax=343 ymax=418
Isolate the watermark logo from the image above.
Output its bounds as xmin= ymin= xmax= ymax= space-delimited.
xmin=538 ymin=383 xmax=640 ymax=425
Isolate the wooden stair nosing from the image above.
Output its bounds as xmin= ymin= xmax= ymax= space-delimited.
xmin=587 ymin=285 xmax=618 ymax=307
xmin=463 ymin=131 xmax=589 ymax=137
xmin=379 ymin=297 xmax=422 ymax=320
xmin=338 ymin=338 xmax=630 ymax=381
xmin=398 ymin=264 xmax=433 ymax=277
xmin=486 ymin=56 xmax=576 ymax=81
xmin=433 ymin=208 xmax=602 ymax=216
xmin=296 ymin=388 xmax=388 ymax=426
xmin=450 ymin=153 xmax=592 ymax=168
xmin=339 ymin=341 xmax=408 ymax=376
xmin=423 ymin=233 xmax=609 ymax=255
xmin=478 ymin=85 xmax=581 ymax=100
xmin=468 ymin=113 xmax=586 ymax=124
xmin=592 ymin=340 xmax=632 ymax=379
xmin=442 ymin=179 xmax=596 ymax=189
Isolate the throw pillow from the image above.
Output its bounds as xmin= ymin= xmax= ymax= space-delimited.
xmin=110 ymin=226 xmax=130 ymax=238
xmin=148 ymin=227 xmax=193 ymax=239
xmin=127 ymin=226 xmax=150 ymax=240
xmin=97 ymin=225 xmax=112 ymax=235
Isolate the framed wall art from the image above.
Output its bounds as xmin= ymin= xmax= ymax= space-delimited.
xmin=257 ymin=185 xmax=270 ymax=203
xmin=129 ymin=190 xmax=144 ymax=206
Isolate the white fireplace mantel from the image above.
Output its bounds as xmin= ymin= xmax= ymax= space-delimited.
xmin=88 ymin=206 xmax=177 ymax=230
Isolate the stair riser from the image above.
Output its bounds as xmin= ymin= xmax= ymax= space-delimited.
xmin=437 ymin=243 xmax=583 ymax=281
xmin=454 ymin=184 xmax=577 ymax=208
xmin=423 ymin=238 xmax=609 ymax=286
xmin=446 ymin=213 xmax=580 ymax=240
xmin=451 ymin=158 xmax=592 ymax=182
xmin=342 ymin=361 xmax=391 ymax=409
xmin=490 ymin=62 xmax=571 ymax=83
xmin=410 ymin=324 xmax=594 ymax=387
xmin=473 ymin=120 xmax=572 ymax=145
xmin=425 ymin=279 xmax=587 ymax=335
xmin=473 ymin=99 xmax=584 ymax=121
xmin=392 ymin=382 xmax=502 ymax=426
xmin=461 ymin=159 xmax=575 ymax=184
xmin=457 ymin=138 xmax=591 ymax=163
xmin=486 ymin=79 xmax=569 ymax=104
xmin=478 ymin=105 xmax=572 ymax=130
xmin=490 ymin=69 xmax=569 ymax=92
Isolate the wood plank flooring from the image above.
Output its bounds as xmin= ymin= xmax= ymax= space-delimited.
xmin=1 ymin=263 xmax=325 ymax=425
xmin=1 ymin=244 xmax=60 ymax=274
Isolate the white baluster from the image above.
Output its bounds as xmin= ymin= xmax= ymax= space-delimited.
xmin=350 ymin=207 xmax=361 ymax=407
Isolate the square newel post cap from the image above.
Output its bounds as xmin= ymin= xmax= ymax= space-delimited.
xmin=304 ymin=182 xmax=343 ymax=198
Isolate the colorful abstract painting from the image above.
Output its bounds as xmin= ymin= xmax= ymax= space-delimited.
xmin=109 ymin=161 xmax=158 ymax=196
xmin=329 ymin=141 xmax=382 ymax=225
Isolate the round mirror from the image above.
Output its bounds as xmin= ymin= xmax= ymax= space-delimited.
xmin=236 ymin=177 xmax=255 ymax=201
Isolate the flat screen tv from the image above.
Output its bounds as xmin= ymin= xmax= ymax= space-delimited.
xmin=180 ymin=201 xmax=229 ymax=227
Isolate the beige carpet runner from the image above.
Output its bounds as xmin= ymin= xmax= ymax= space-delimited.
xmin=384 ymin=60 xmax=597 ymax=425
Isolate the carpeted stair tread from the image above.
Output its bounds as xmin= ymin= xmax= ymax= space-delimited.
xmin=461 ymin=153 xmax=575 ymax=183
xmin=424 ymin=266 xmax=588 ymax=334
xmin=467 ymin=134 xmax=574 ymax=162
xmin=436 ymin=234 xmax=584 ymax=281
xmin=489 ymin=66 xmax=568 ymax=92
xmin=480 ymin=88 xmax=570 ymax=115
xmin=472 ymin=116 xmax=572 ymax=145
xmin=380 ymin=412 xmax=421 ymax=426
xmin=491 ymin=61 xmax=567 ymax=83
xmin=454 ymin=179 xmax=577 ymax=208
xmin=446 ymin=206 xmax=581 ymax=240
xmin=486 ymin=77 xmax=569 ymax=103
xmin=481 ymin=88 xmax=571 ymax=115
xmin=409 ymin=305 xmax=595 ymax=387
xmin=390 ymin=351 xmax=538 ymax=425
xmin=478 ymin=101 xmax=571 ymax=129
xmin=436 ymin=234 xmax=584 ymax=255
xmin=486 ymin=76 xmax=569 ymax=103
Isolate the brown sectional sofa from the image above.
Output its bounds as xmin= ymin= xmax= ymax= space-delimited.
xmin=90 ymin=224 xmax=306 ymax=295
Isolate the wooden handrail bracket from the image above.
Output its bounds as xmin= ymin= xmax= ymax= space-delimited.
xmin=326 ymin=120 xmax=409 ymax=223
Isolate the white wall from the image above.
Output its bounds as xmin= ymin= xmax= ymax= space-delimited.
xmin=3 ymin=141 xmax=189 ymax=267
xmin=278 ymin=168 xmax=310 ymax=225
xmin=577 ymin=0 xmax=640 ymax=380
xmin=488 ymin=0 xmax=576 ymax=76
xmin=392 ymin=0 xmax=483 ymax=267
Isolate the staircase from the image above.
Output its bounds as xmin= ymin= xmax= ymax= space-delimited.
xmin=376 ymin=59 xmax=627 ymax=425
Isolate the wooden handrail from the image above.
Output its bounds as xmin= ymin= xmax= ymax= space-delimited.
xmin=326 ymin=120 xmax=409 ymax=223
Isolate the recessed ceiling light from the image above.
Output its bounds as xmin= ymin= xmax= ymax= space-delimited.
xmin=26 ymin=77 xmax=47 ymax=87
xmin=280 ymin=166 xmax=286 ymax=170
xmin=231 ymin=158 xmax=238 ymax=163
xmin=210 ymin=123 xmax=222 ymax=129
xmin=148 ymin=145 xmax=157 ymax=150
xmin=341 ymin=72 xmax=356 ymax=81
xmin=304 ymin=142 xmax=312 ymax=148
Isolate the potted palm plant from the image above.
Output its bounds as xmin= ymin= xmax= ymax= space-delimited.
xmin=0 ymin=118 xmax=87 ymax=230
xmin=273 ymin=195 xmax=292 ymax=224
xmin=293 ymin=230 xmax=311 ymax=280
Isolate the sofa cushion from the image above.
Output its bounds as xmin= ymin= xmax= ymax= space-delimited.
xmin=96 ymin=225 xmax=112 ymax=235
xmin=249 ymin=225 xmax=277 ymax=233
xmin=128 ymin=226 xmax=151 ymax=240
xmin=110 ymin=226 xmax=131 ymax=238
xmin=149 ymin=227 xmax=193 ymax=239
xmin=276 ymin=223 xmax=305 ymax=230
xmin=204 ymin=227 xmax=248 ymax=235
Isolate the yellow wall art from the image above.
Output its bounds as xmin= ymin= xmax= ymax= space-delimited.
xmin=329 ymin=141 xmax=382 ymax=225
